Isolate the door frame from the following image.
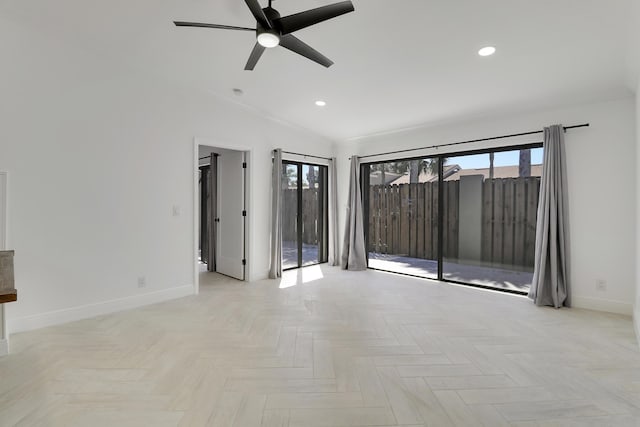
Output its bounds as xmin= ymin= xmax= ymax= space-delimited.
xmin=281 ymin=160 xmax=329 ymax=271
xmin=0 ymin=171 xmax=8 ymax=354
xmin=193 ymin=139 xmax=252 ymax=294
xmin=360 ymin=142 xmax=543 ymax=295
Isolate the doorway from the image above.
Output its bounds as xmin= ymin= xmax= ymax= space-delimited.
xmin=282 ymin=161 xmax=328 ymax=270
xmin=197 ymin=145 xmax=248 ymax=282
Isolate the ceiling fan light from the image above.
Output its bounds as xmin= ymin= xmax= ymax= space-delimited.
xmin=257 ymin=31 xmax=280 ymax=48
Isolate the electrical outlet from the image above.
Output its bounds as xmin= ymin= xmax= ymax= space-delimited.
xmin=138 ymin=276 xmax=146 ymax=288
xmin=595 ymin=279 xmax=607 ymax=292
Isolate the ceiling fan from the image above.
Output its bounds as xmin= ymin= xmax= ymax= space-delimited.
xmin=174 ymin=0 xmax=355 ymax=70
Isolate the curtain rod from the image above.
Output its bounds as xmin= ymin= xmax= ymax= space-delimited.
xmin=278 ymin=150 xmax=333 ymax=161
xmin=354 ymin=123 xmax=589 ymax=160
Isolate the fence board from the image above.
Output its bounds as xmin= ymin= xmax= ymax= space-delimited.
xmin=429 ymin=182 xmax=438 ymax=260
xmin=492 ymin=180 xmax=504 ymax=264
xmin=387 ymin=185 xmax=400 ymax=254
xmin=283 ymin=189 xmax=297 ymax=242
xmin=366 ymin=177 xmax=538 ymax=269
xmin=283 ymin=188 xmax=319 ymax=245
xmin=400 ymin=184 xmax=410 ymax=255
xmin=416 ymin=184 xmax=425 ymax=259
xmin=369 ymin=186 xmax=375 ymax=251
xmin=525 ymin=178 xmax=539 ymax=266
xmin=425 ymin=183 xmax=432 ymax=259
xmin=503 ymin=179 xmax=515 ymax=266
xmin=384 ymin=185 xmax=391 ymax=254
xmin=482 ymin=179 xmax=493 ymax=263
xmin=382 ymin=185 xmax=389 ymax=253
xmin=445 ymin=181 xmax=459 ymax=258
xmin=513 ymin=178 xmax=527 ymax=266
xmin=410 ymin=183 xmax=418 ymax=257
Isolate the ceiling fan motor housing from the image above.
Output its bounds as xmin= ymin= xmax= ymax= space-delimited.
xmin=263 ymin=7 xmax=282 ymax=26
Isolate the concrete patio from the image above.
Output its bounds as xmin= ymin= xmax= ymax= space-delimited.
xmin=283 ymin=240 xmax=321 ymax=269
xmin=368 ymin=252 xmax=532 ymax=292
xmin=281 ymin=243 xmax=532 ymax=292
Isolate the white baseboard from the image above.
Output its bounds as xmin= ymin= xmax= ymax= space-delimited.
xmin=572 ymin=296 xmax=633 ymax=316
xmin=8 ymin=284 xmax=195 ymax=334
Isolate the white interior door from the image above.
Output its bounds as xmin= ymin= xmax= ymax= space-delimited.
xmin=216 ymin=151 xmax=245 ymax=280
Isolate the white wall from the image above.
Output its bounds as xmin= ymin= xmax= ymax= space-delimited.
xmin=632 ymin=0 xmax=640 ymax=346
xmin=0 ymin=172 xmax=7 ymax=355
xmin=0 ymin=16 xmax=334 ymax=333
xmin=339 ymin=97 xmax=637 ymax=315
xmin=633 ymin=86 xmax=640 ymax=343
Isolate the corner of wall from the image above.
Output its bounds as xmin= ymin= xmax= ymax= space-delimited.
xmin=635 ymin=81 xmax=640 ymax=347
xmin=635 ymin=306 xmax=640 ymax=345
xmin=572 ymin=297 xmax=633 ymax=316
xmin=0 ymin=338 xmax=7 ymax=357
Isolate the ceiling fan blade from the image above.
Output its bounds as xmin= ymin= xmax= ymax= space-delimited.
xmin=280 ymin=34 xmax=333 ymax=68
xmin=244 ymin=0 xmax=271 ymax=28
xmin=174 ymin=21 xmax=255 ymax=31
xmin=245 ymin=42 xmax=266 ymax=70
xmin=274 ymin=1 xmax=354 ymax=35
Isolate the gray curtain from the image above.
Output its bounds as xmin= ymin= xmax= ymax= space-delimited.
xmin=206 ymin=153 xmax=218 ymax=272
xmin=269 ymin=149 xmax=283 ymax=279
xmin=529 ymin=124 xmax=570 ymax=308
xmin=341 ymin=156 xmax=367 ymax=270
xmin=327 ymin=158 xmax=339 ymax=266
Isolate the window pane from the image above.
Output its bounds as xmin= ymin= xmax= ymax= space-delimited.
xmin=302 ymin=165 xmax=320 ymax=266
xmin=442 ymin=147 xmax=542 ymax=291
xmin=366 ymin=158 xmax=439 ymax=279
xmin=282 ymin=162 xmax=328 ymax=270
xmin=282 ymin=163 xmax=298 ymax=269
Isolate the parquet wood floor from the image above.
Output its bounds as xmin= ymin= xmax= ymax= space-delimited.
xmin=1 ymin=266 xmax=639 ymax=426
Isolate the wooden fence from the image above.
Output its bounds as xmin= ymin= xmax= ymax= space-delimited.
xmin=367 ymin=177 xmax=540 ymax=268
xmin=283 ymin=188 xmax=320 ymax=244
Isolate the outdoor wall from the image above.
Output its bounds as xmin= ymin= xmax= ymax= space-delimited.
xmin=0 ymin=16 xmax=334 ymax=333
xmin=457 ymin=175 xmax=483 ymax=263
xmin=339 ymin=97 xmax=637 ymax=316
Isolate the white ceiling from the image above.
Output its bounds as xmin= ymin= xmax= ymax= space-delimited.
xmin=2 ymin=0 xmax=637 ymax=141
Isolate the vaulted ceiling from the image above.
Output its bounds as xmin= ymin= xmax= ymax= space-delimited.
xmin=2 ymin=0 xmax=637 ymax=141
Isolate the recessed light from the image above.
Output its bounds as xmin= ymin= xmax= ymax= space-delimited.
xmin=478 ymin=46 xmax=496 ymax=56
xmin=315 ymin=100 xmax=327 ymax=107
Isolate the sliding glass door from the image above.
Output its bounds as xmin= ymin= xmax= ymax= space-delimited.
xmin=282 ymin=162 xmax=328 ymax=270
xmin=362 ymin=144 xmax=543 ymax=294
xmin=442 ymin=147 xmax=543 ymax=291
xmin=362 ymin=158 xmax=439 ymax=279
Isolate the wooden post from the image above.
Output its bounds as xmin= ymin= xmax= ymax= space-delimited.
xmin=492 ymin=179 xmax=504 ymax=265
xmin=525 ymin=178 xmax=540 ymax=266
xmin=503 ymin=179 xmax=515 ymax=266
xmin=400 ymin=184 xmax=410 ymax=255
xmin=514 ymin=178 xmax=527 ymax=267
